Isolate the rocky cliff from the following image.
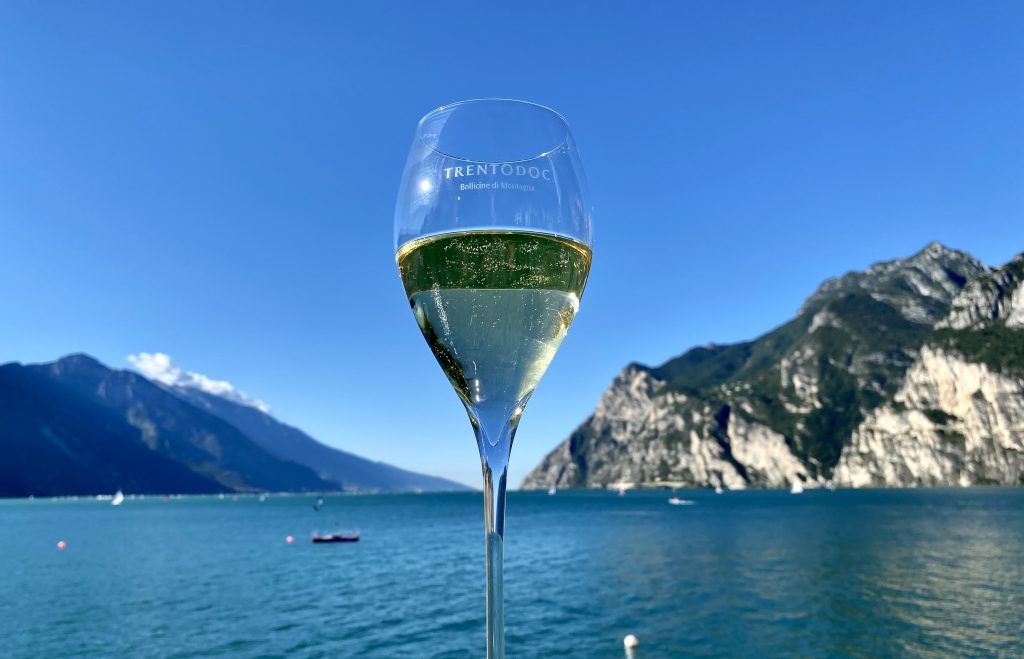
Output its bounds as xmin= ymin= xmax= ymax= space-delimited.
xmin=523 ymin=244 xmax=1024 ymax=490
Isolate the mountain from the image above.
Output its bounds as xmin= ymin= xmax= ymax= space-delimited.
xmin=523 ymin=243 xmax=1024 ymax=490
xmin=0 ymin=354 xmax=466 ymax=497
xmin=171 ymin=387 xmax=468 ymax=492
xmin=0 ymin=354 xmax=333 ymax=496
xmin=835 ymin=253 xmax=1024 ymax=486
xmin=0 ymin=363 xmax=225 ymax=497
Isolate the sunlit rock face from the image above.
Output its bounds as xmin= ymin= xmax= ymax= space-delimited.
xmin=833 ymin=346 xmax=1024 ymax=487
xmin=523 ymin=247 xmax=1024 ymax=491
xmin=938 ymin=253 xmax=1024 ymax=330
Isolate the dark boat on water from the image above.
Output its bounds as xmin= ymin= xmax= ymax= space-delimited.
xmin=311 ymin=532 xmax=360 ymax=543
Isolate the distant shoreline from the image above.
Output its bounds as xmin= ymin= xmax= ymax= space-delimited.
xmin=7 ymin=483 xmax=1022 ymax=502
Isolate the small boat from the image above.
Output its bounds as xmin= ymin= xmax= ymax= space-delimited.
xmin=714 ymin=484 xmax=724 ymax=495
xmin=790 ymin=480 xmax=804 ymax=495
xmin=313 ymin=496 xmax=325 ymax=511
xmin=668 ymin=497 xmax=695 ymax=506
xmin=312 ymin=533 xmax=360 ymax=544
xmin=547 ymin=486 xmax=557 ymax=496
xmin=111 ymin=490 xmax=124 ymax=506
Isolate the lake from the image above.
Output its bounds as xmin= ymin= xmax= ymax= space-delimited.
xmin=2 ymin=488 xmax=1022 ymax=657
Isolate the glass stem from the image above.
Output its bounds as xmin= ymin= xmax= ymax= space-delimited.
xmin=474 ymin=409 xmax=516 ymax=659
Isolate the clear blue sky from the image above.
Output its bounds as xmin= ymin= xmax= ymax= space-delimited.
xmin=1 ymin=1 xmax=1022 ymax=488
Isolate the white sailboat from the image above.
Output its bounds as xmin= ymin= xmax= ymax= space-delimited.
xmin=547 ymin=485 xmax=557 ymax=496
xmin=790 ymin=480 xmax=804 ymax=495
xmin=714 ymin=484 xmax=724 ymax=494
xmin=111 ymin=490 xmax=124 ymax=506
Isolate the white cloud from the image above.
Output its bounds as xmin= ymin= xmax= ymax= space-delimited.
xmin=127 ymin=352 xmax=271 ymax=414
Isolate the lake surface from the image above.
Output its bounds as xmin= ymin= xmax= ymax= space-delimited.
xmin=2 ymin=489 xmax=1022 ymax=658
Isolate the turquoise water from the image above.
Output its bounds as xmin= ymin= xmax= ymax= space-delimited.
xmin=2 ymin=489 xmax=1022 ymax=658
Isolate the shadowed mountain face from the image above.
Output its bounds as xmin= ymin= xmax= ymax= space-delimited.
xmin=0 ymin=354 xmax=332 ymax=496
xmin=523 ymin=243 xmax=1024 ymax=490
xmin=172 ymin=387 xmax=469 ymax=493
xmin=0 ymin=354 xmax=467 ymax=497
xmin=0 ymin=363 xmax=224 ymax=497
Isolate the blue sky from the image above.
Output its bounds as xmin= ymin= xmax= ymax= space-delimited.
xmin=1 ymin=1 xmax=1021 ymax=488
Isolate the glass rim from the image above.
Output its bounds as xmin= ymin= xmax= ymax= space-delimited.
xmin=416 ymin=98 xmax=572 ymax=164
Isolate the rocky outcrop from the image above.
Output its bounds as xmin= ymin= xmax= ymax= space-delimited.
xmin=834 ymin=346 xmax=1024 ymax=486
xmin=800 ymin=241 xmax=984 ymax=323
xmin=522 ymin=366 xmax=815 ymax=490
xmin=524 ymin=246 xmax=1024 ymax=490
xmin=938 ymin=256 xmax=1024 ymax=329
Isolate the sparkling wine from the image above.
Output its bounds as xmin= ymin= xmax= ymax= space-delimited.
xmin=397 ymin=230 xmax=591 ymax=410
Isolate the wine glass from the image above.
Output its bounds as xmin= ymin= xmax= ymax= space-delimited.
xmin=394 ymin=99 xmax=592 ymax=658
